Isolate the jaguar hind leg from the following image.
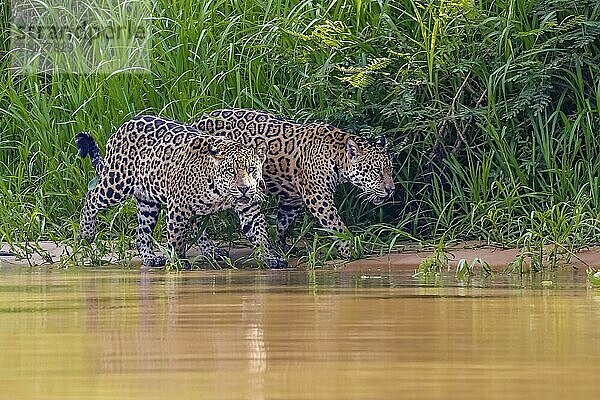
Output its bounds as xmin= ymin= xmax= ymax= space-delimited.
xmin=188 ymin=219 xmax=230 ymax=260
xmin=166 ymin=203 xmax=194 ymax=269
xmin=78 ymin=177 xmax=129 ymax=242
xmin=275 ymin=196 xmax=304 ymax=251
xmin=196 ymin=232 xmax=230 ymax=260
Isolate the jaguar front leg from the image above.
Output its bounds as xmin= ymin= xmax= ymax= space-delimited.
xmin=299 ymin=184 xmax=352 ymax=260
xmin=234 ymin=201 xmax=287 ymax=269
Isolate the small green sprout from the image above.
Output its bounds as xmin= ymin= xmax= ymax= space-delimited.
xmin=587 ymin=268 xmax=600 ymax=287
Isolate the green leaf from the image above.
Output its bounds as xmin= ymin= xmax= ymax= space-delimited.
xmin=87 ymin=176 xmax=100 ymax=191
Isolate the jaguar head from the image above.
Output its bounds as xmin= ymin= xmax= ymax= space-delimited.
xmin=345 ymin=136 xmax=395 ymax=205
xmin=209 ymin=140 xmax=267 ymax=204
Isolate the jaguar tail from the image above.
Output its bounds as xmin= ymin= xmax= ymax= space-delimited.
xmin=75 ymin=132 xmax=104 ymax=175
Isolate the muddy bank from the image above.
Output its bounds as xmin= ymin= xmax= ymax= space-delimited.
xmin=1 ymin=241 xmax=599 ymax=272
xmin=347 ymin=244 xmax=600 ymax=273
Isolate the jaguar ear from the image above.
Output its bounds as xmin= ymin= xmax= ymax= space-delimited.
xmin=207 ymin=143 xmax=225 ymax=159
xmin=254 ymin=141 xmax=267 ymax=162
xmin=346 ymin=138 xmax=360 ymax=160
xmin=377 ymin=135 xmax=387 ymax=149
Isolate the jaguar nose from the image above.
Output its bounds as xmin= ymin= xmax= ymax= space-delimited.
xmin=238 ymin=185 xmax=250 ymax=195
xmin=385 ymin=183 xmax=395 ymax=196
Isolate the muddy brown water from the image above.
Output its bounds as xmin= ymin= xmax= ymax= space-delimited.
xmin=0 ymin=266 xmax=598 ymax=400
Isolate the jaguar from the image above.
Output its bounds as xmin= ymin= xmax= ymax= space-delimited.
xmin=192 ymin=109 xmax=395 ymax=258
xmin=75 ymin=115 xmax=286 ymax=269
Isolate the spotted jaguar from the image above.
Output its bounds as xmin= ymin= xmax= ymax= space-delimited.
xmin=75 ymin=115 xmax=286 ymax=269
xmin=192 ymin=109 xmax=395 ymax=258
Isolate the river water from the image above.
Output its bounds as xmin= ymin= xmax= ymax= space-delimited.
xmin=0 ymin=267 xmax=598 ymax=399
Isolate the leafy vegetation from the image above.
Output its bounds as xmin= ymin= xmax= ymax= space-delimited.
xmin=1 ymin=0 xmax=599 ymax=268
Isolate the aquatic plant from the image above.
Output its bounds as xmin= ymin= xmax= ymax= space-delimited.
xmin=587 ymin=268 xmax=600 ymax=287
xmin=456 ymin=257 xmax=493 ymax=280
xmin=414 ymin=236 xmax=449 ymax=276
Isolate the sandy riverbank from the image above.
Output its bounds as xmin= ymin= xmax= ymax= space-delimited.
xmin=2 ymin=241 xmax=599 ymax=272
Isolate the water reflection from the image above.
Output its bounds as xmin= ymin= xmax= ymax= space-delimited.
xmin=0 ymin=267 xmax=598 ymax=399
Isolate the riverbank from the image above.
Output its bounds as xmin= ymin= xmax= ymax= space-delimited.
xmin=2 ymin=241 xmax=598 ymax=272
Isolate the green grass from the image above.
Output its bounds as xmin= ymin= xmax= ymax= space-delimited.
xmin=1 ymin=0 xmax=600 ymax=270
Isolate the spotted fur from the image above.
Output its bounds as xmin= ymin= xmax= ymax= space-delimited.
xmin=75 ymin=115 xmax=286 ymax=269
xmin=192 ymin=109 xmax=395 ymax=258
